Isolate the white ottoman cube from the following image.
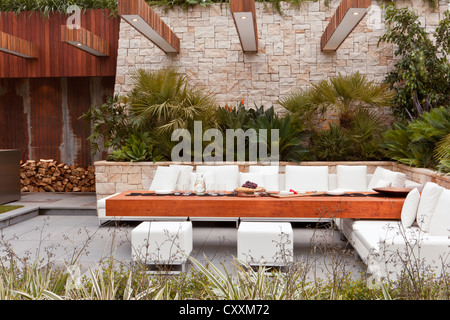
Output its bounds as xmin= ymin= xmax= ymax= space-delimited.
xmin=132 ymin=221 xmax=193 ymax=267
xmin=238 ymin=222 xmax=293 ymax=266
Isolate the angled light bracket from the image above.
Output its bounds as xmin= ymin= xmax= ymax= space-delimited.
xmin=61 ymin=25 xmax=109 ymax=57
xmin=0 ymin=31 xmax=38 ymax=58
xmin=321 ymin=0 xmax=371 ymax=52
xmin=230 ymin=0 xmax=258 ymax=53
xmin=118 ymin=0 xmax=180 ymax=53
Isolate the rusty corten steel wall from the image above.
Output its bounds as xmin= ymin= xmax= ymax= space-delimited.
xmin=0 ymin=76 xmax=115 ymax=167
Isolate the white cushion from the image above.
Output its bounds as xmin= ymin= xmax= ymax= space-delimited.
xmin=372 ymin=179 xmax=391 ymax=189
xmin=170 ymin=165 xmax=193 ymax=189
xmin=249 ymin=165 xmax=279 ymax=175
xmin=285 ymin=165 xmax=328 ymax=191
xmin=263 ymin=174 xmax=279 ymax=191
xmin=239 ymin=172 xmax=265 ymax=187
xmin=416 ymin=182 xmax=445 ymax=232
xmin=336 ymin=165 xmax=368 ymax=191
xmin=368 ymin=167 xmax=406 ymax=190
xmin=190 ymin=171 xmax=215 ymax=191
xmin=196 ymin=165 xmax=239 ymax=191
xmin=401 ymin=188 xmax=420 ymax=228
xmin=149 ymin=166 xmax=180 ymax=191
xmin=428 ymin=189 xmax=450 ymax=236
xmin=239 ymin=172 xmax=279 ymax=191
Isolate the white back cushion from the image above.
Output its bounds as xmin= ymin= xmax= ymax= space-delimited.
xmin=336 ymin=165 xmax=368 ymax=191
xmin=416 ymin=182 xmax=445 ymax=232
xmin=196 ymin=165 xmax=239 ymax=191
xmin=401 ymin=188 xmax=420 ymax=228
xmin=428 ymin=189 xmax=450 ymax=236
xmin=239 ymin=172 xmax=279 ymax=191
xmin=190 ymin=171 xmax=215 ymax=191
xmin=239 ymin=172 xmax=265 ymax=187
xmin=249 ymin=165 xmax=279 ymax=175
xmin=285 ymin=165 xmax=328 ymax=191
xmin=150 ymin=166 xmax=180 ymax=191
xmin=368 ymin=167 xmax=406 ymax=190
xmin=170 ymin=165 xmax=193 ymax=188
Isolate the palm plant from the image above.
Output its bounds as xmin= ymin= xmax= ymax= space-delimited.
xmin=128 ymin=68 xmax=218 ymax=134
xmin=308 ymin=72 xmax=395 ymax=129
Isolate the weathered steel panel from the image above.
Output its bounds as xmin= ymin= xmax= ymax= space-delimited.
xmin=0 ymin=76 xmax=115 ymax=167
xmin=0 ymin=149 xmax=21 ymax=204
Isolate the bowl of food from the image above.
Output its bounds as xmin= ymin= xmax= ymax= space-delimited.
xmin=234 ymin=181 xmax=266 ymax=196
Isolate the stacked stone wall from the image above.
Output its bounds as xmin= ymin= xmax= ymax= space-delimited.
xmin=114 ymin=0 xmax=449 ymax=125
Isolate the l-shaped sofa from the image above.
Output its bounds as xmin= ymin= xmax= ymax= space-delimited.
xmin=97 ymin=164 xmax=449 ymax=281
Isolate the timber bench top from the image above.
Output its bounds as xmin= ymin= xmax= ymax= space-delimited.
xmin=105 ymin=191 xmax=405 ymax=220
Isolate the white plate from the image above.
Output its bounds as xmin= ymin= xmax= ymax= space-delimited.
xmin=327 ymin=190 xmax=345 ymax=196
xmin=155 ymin=190 xmax=172 ymax=195
xmin=279 ymin=191 xmax=294 ymax=195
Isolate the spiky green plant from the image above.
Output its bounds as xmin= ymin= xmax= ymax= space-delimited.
xmin=382 ymin=106 xmax=450 ymax=170
xmin=128 ymin=67 xmax=218 ymax=134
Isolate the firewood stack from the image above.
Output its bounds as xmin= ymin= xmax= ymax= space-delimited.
xmin=20 ymin=159 xmax=96 ymax=192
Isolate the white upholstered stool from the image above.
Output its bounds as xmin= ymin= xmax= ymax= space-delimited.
xmin=237 ymin=222 xmax=294 ymax=267
xmin=131 ymin=221 xmax=193 ymax=271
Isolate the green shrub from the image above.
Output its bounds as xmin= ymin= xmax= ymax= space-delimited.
xmin=382 ymin=106 xmax=450 ymax=172
xmin=378 ymin=4 xmax=450 ymax=120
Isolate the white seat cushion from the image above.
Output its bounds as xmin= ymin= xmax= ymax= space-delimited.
xmin=401 ymin=188 xmax=421 ymax=228
xmin=428 ymin=189 xmax=450 ymax=236
xmin=416 ymin=182 xmax=445 ymax=232
xmin=285 ymin=165 xmax=328 ymax=191
xmin=149 ymin=166 xmax=180 ymax=191
xmin=336 ymin=165 xmax=368 ymax=191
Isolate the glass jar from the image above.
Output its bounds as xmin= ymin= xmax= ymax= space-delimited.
xmin=194 ymin=173 xmax=206 ymax=195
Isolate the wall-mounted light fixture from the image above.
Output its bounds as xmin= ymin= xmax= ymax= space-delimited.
xmin=321 ymin=0 xmax=371 ymax=52
xmin=118 ymin=0 xmax=180 ymax=53
xmin=230 ymin=0 xmax=258 ymax=53
xmin=61 ymin=25 xmax=109 ymax=56
xmin=0 ymin=31 xmax=38 ymax=59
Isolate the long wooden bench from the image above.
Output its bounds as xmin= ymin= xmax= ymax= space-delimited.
xmin=105 ymin=191 xmax=405 ymax=220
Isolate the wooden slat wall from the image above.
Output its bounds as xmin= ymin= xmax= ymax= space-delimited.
xmin=118 ymin=0 xmax=180 ymax=53
xmin=0 ymin=76 xmax=115 ymax=166
xmin=0 ymin=9 xmax=119 ymax=78
xmin=321 ymin=0 xmax=371 ymax=52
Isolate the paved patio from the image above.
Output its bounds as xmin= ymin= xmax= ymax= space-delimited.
xmin=0 ymin=192 xmax=365 ymax=279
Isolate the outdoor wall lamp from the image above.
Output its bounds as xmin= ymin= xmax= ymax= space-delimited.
xmin=230 ymin=0 xmax=258 ymax=53
xmin=0 ymin=31 xmax=38 ymax=59
xmin=321 ymin=0 xmax=371 ymax=52
xmin=118 ymin=0 xmax=180 ymax=53
xmin=61 ymin=26 xmax=109 ymax=57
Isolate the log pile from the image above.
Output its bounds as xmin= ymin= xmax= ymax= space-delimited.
xmin=20 ymin=159 xmax=96 ymax=192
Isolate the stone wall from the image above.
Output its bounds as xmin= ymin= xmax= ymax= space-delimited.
xmin=114 ymin=0 xmax=449 ymax=124
xmin=94 ymin=160 xmax=450 ymax=200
